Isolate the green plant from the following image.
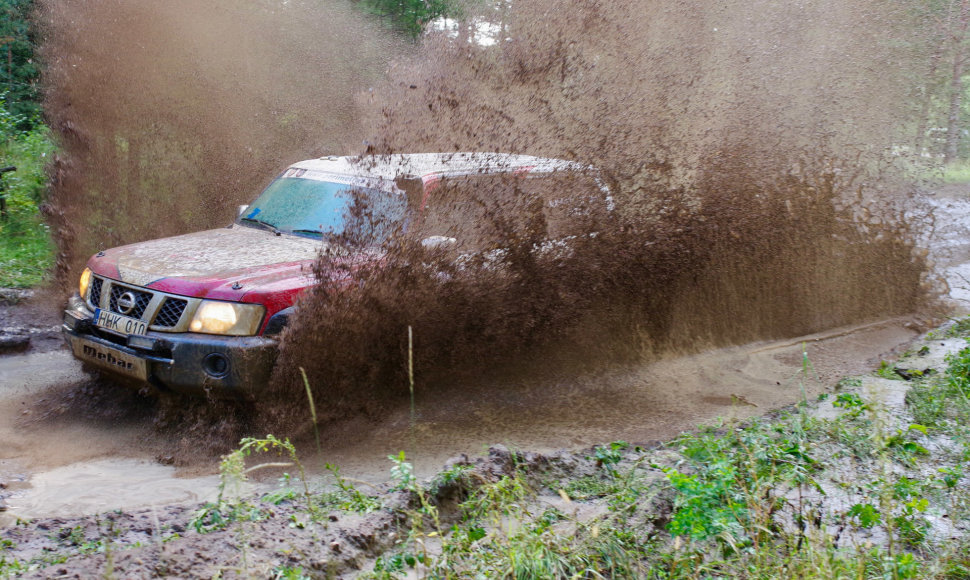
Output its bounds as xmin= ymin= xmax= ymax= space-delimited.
xmin=836 ymin=377 xmax=863 ymax=390
xmin=945 ymin=316 xmax=970 ymax=338
xmin=271 ymin=565 xmax=311 ymax=580
xmin=592 ymin=441 xmax=628 ymax=478
xmin=941 ymin=160 xmax=970 ymax=183
xmin=876 ymin=360 xmax=904 ymax=380
xmin=389 ymin=451 xmax=416 ymax=492
xmin=662 ymin=461 xmax=745 ymax=542
xmin=263 ymin=487 xmax=298 ymax=506
xmin=940 ymin=465 xmax=964 ymax=489
xmin=191 ymin=435 xmax=311 ymax=533
xmin=833 ymin=391 xmax=870 ymax=419
xmin=847 ymin=502 xmax=881 ymax=528
xmin=384 ymin=451 xmax=443 ymax=574
xmin=321 ymin=463 xmax=382 ymax=513
xmin=0 ymin=102 xmax=55 ymax=287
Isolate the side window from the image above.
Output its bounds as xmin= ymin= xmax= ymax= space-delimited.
xmin=521 ymin=173 xmax=609 ymax=239
xmin=415 ymin=171 xmax=608 ymax=250
xmin=417 ymin=177 xmax=497 ymax=252
xmin=336 ymin=185 xmax=407 ymax=246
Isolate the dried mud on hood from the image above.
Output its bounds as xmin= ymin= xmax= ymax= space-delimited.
xmin=89 ymin=227 xmax=318 ymax=290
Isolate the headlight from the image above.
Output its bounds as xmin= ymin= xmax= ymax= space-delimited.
xmin=189 ymin=301 xmax=265 ymax=336
xmin=79 ymin=268 xmax=92 ymax=301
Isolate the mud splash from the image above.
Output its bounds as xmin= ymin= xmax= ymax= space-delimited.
xmin=37 ymin=0 xmax=407 ymax=287
xmin=268 ymin=0 xmax=935 ymax=431
xmin=35 ymin=0 xmax=937 ymax=442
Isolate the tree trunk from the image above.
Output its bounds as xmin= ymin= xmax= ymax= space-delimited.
xmin=915 ymin=18 xmax=947 ymax=154
xmin=945 ymin=0 xmax=970 ymax=164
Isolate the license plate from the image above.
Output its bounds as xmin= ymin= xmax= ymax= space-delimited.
xmin=69 ymin=337 xmax=149 ymax=381
xmin=94 ymin=308 xmax=147 ymax=336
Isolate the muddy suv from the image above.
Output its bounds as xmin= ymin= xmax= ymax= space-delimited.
xmin=62 ymin=153 xmax=610 ymax=398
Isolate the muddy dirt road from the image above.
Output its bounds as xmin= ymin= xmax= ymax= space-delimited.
xmin=0 ymin=186 xmax=967 ymax=527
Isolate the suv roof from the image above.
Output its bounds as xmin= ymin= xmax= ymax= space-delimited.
xmin=290 ymin=153 xmax=588 ymax=183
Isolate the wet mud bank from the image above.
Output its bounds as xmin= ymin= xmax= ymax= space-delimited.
xmin=0 ymin=314 xmax=926 ymax=523
xmin=2 ymin=319 xmax=969 ymax=577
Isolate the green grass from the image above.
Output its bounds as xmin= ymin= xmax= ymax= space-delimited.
xmin=0 ymin=99 xmax=55 ymax=288
xmin=0 ymin=212 xmax=53 ymax=287
xmin=358 ymin=342 xmax=970 ymax=578
xmin=942 ymin=159 xmax=970 ymax=184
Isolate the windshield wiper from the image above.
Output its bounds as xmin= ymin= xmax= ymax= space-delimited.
xmin=290 ymin=228 xmax=323 ymax=237
xmin=240 ymin=217 xmax=282 ymax=236
xmin=290 ymin=229 xmax=345 ymax=242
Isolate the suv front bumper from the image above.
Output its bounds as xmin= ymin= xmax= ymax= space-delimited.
xmin=62 ymin=294 xmax=278 ymax=398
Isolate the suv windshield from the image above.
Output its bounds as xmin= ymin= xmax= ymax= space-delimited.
xmin=240 ymin=175 xmax=407 ymax=244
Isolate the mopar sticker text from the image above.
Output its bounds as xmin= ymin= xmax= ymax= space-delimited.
xmin=69 ymin=337 xmax=149 ymax=381
xmin=83 ymin=344 xmax=135 ymax=371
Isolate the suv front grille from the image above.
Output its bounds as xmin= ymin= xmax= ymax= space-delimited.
xmin=109 ymin=284 xmax=153 ymax=319
xmin=154 ymin=297 xmax=188 ymax=328
xmin=89 ymin=277 xmax=104 ymax=308
xmin=87 ymin=275 xmax=195 ymax=332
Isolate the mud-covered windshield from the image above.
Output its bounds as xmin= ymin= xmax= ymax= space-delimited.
xmin=239 ymin=175 xmax=407 ymax=243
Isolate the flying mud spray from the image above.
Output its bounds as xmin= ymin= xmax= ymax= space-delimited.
xmin=38 ymin=0 xmax=937 ymax=453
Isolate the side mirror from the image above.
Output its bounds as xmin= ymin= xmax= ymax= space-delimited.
xmin=421 ymin=235 xmax=457 ymax=250
xmin=237 ymin=205 xmax=249 ymax=217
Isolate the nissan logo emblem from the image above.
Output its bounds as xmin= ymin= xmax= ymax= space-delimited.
xmin=117 ymin=291 xmax=137 ymax=315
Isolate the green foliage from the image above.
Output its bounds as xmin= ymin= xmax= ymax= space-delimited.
xmin=0 ymin=209 xmax=52 ymax=287
xmin=941 ymin=160 xmax=970 ymax=184
xmin=357 ymin=0 xmax=461 ymax=37
xmin=945 ymin=316 xmax=970 ymax=338
xmin=319 ymin=463 xmax=382 ymax=513
xmin=894 ymin=496 xmax=930 ymax=547
xmin=939 ymin=465 xmax=963 ymax=489
xmin=876 ymin=360 xmax=904 ymax=380
xmin=592 ymin=441 xmax=628 ymax=478
xmin=388 ymin=451 xmax=416 ymax=491
xmin=562 ymin=474 xmax=615 ymax=500
xmin=191 ymin=435 xmax=311 ymax=534
xmin=847 ymin=502 xmax=881 ymax=528
xmin=837 ymin=377 xmax=863 ymax=390
xmin=0 ymin=93 xmax=53 ymax=287
xmin=908 ymin=345 xmax=970 ymax=431
xmin=833 ymin=392 xmax=869 ymax=418
xmin=460 ymin=473 xmax=529 ymax=524
xmin=0 ymin=0 xmax=41 ymax=130
xmin=262 ymin=486 xmax=298 ymax=506
xmin=947 ymin=346 xmax=970 ymax=395
xmin=884 ymin=426 xmax=930 ymax=465
xmin=428 ymin=462 xmax=472 ymax=496
xmin=271 ymin=565 xmax=311 ymax=580
xmin=662 ymin=461 xmax=744 ymax=541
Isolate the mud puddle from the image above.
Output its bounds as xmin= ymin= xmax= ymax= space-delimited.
xmin=0 ymin=351 xmax=227 ymax=526
xmin=0 ymin=459 xmax=223 ymax=527
xmin=0 ymin=317 xmax=921 ymax=526
xmin=302 ymin=317 xmax=922 ymax=482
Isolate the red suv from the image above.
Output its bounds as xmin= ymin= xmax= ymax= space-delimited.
xmin=62 ymin=153 xmax=610 ymax=397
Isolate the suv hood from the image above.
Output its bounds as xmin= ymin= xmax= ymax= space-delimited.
xmin=89 ymin=226 xmax=321 ymax=298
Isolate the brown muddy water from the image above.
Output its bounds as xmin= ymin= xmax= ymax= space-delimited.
xmin=0 ymin=312 xmax=926 ymax=526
